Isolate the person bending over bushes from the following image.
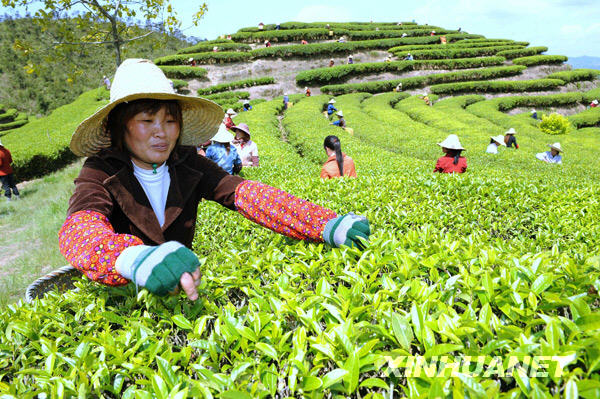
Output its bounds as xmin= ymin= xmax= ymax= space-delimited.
xmin=536 ymin=142 xmax=563 ymax=164
xmin=331 ymin=111 xmax=346 ymax=128
xmin=486 ymin=135 xmax=506 ymax=154
xmin=59 ymin=59 xmax=370 ymax=300
xmin=321 ymin=135 xmax=357 ymax=179
xmin=504 ymin=128 xmax=518 ymax=149
xmin=434 ymin=134 xmax=467 ymax=174
xmin=232 ymin=123 xmax=259 ymax=167
xmin=205 ymin=125 xmax=242 ymax=175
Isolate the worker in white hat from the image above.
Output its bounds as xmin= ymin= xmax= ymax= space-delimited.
xmin=205 ymin=124 xmax=242 ymax=175
xmin=57 ymin=58 xmax=373 ymax=303
xmin=504 ymin=128 xmax=518 ymax=149
xmin=305 ymin=86 xmax=311 ymax=97
xmin=331 ymin=110 xmax=346 ymax=128
xmin=486 ymin=135 xmax=506 ymax=154
xmin=347 ymin=54 xmax=354 ymax=65
xmin=327 ymin=99 xmax=338 ymax=118
xmin=434 ymin=134 xmax=467 ymax=173
xmin=536 ymin=143 xmax=563 ymax=164
xmin=531 ymin=109 xmax=538 ymax=120
xmin=329 ymin=58 xmax=335 ymax=67
xmin=590 ymin=99 xmax=599 ymax=108
xmin=242 ymin=100 xmax=252 ymax=112
xmin=223 ymin=108 xmax=237 ymax=130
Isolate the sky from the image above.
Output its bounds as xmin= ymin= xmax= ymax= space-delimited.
xmin=3 ymin=0 xmax=599 ymax=57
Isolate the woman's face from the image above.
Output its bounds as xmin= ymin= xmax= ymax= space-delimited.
xmin=124 ymin=106 xmax=180 ymax=169
xmin=551 ymin=149 xmax=559 ymax=156
xmin=235 ymin=131 xmax=250 ymax=142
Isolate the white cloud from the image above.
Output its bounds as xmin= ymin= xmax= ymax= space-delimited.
xmin=294 ymin=6 xmax=352 ymax=22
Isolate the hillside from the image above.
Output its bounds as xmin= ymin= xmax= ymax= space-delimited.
xmin=0 ymin=15 xmax=193 ymax=116
xmin=1 ymin=20 xmax=600 ymax=398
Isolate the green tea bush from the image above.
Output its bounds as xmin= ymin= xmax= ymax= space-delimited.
xmin=204 ymin=91 xmax=251 ymax=101
xmin=237 ymin=22 xmax=423 ymax=32
xmin=569 ymin=108 xmax=600 ymax=128
xmin=387 ymin=39 xmax=525 ymax=53
xmin=513 ymin=55 xmax=568 ymax=66
xmin=495 ymin=46 xmax=548 ymax=59
xmin=391 ymin=45 xmax=524 ymax=60
xmin=0 ymin=108 xmax=18 ymax=123
xmin=197 ymin=77 xmax=275 ymax=95
xmin=296 ymin=57 xmax=507 ymax=86
xmin=177 ymin=41 xmax=252 ymax=54
xmin=539 ymin=113 xmax=572 ymax=135
xmin=170 ymin=79 xmax=188 ymax=90
xmin=321 ymin=65 xmax=527 ymax=95
xmin=157 ymin=66 xmax=208 ymax=79
xmin=155 ymin=51 xmax=252 ymax=65
xmin=430 ymin=78 xmax=565 ymax=95
xmin=546 ymin=69 xmax=600 ymax=83
xmin=231 ymin=28 xmax=352 ymax=42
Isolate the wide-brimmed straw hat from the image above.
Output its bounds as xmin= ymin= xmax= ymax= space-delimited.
xmin=491 ymin=135 xmax=506 ymax=146
xmin=70 ymin=59 xmax=222 ymax=157
xmin=232 ymin=123 xmax=251 ymax=137
xmin=329 ymin=99 xmax=336 ymax=104
xmin=212 ymin=124 xmax=234 ymax=143
xmin=530 ymin=109 xmax=536 ymax=113
xmin=226 ymin=108 xmax=237 ymax=116
xmin=336 ymin=111 xmax=344 ymax=117
xmin=592 ymin=99 xmax=599 ymax=105
xmin=548 ymin=142 xmax=563 ymax=152
xmin=505 ymin=128 xmax=517 ymax=135
xmin=242 ymin=99 xmax=250 ymax=105
xmin=437 ymin=134 xmax=464 ymax=150
xmin=348 ymin=54 xmax=353 ymax=58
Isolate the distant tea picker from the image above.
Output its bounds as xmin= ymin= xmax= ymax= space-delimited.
xmin=536 ymin=142 xmax=563 ymax=164
xmin=58 ymin=59 xmax=370 ymax=300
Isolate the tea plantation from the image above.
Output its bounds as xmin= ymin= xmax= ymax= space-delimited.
xmin=0 ymin=21 xmax=599 ymax=398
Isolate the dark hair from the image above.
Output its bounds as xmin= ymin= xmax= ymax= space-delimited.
xmin=446 ymin=148 xmax=463 ymax=165
xmin=106 ymin=99 xmax=183 ymax=152
xmin=324 ymin=135 xmax=344 ymax=176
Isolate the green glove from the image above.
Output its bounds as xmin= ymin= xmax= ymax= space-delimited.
xmin=323 ymin=212 xmax=370 ymax=249
xmin=116 ymin=241 xmax=200 ymax=296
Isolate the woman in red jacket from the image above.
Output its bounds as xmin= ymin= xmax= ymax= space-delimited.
xmin=434 ymin=134 xmax=467 ymax=174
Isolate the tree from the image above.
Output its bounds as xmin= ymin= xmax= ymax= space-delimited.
xmin=1 ymin=0 xmax=208 ymax=66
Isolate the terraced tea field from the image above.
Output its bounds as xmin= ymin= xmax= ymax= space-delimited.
xmin=0 ymin=21 xmax=599 ymax=398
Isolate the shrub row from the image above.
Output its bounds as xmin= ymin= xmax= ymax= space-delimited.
xmin=391 ymin=45 xmax=524 ymax=59
xmin=568 ymin=107 xmax=600 ymax=128
xmin=495 ymin=46 xmax=548 ymax=59
xmin=237 ymin=21 xmax=421 ymax=32
xmin=512 ymin=55 xmax=568 ymax=66
xmin=321 ymin=65 xmax=527 ymax=95
xmin=582 ymin=87 xmax=600 ymax=103
xmin=0 ymin=108 xmax=18 ymax=123
xmin=197 ymin=77 xmax=275 ymax=95
xmin=344 ymin=29 xmax=459 ymax=41
xmin=296 ymin=56 xmax=507 ymax=86
xmin=177 ymin=41 xmax=252 ymax=54
xmin=156 ymin=51 xmax=251 ymax=65
xmin=231 ymin=28 xmax=351 ymax=43
xmin=0 ymin=118 xmax=28 ymax=132
xmin=170 ymin=79 xmax=188 ymax=90
xmin=158 ymin=65 xmax=208 ymax=79
xmin=220 ymin=98 xmax=267 ymax=113
xmin=156 ymin=34 xmax=483 ymax=66
xmin=429 ymin=78 xmax=565 ymax=95
xmin=387 ymin=39 xmax=522 ymax=53
xmin=546 ymin=69 xmax=600 ymax=83
xmin=204 ymin=91 xmax=251 ymax=100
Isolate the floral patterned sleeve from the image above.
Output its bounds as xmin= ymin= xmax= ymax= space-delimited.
xmin=58 ymin=210 xmax=144 ymax=286
xmin=234 ymin=180 xmax=337 ymax=241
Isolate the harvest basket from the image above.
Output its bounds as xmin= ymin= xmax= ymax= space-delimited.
xmin=25 ymin=265 xmax=82 ymax=303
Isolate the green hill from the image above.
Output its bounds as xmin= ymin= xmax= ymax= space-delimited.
xmin=1 ymin=20 xmax=600 ymax=398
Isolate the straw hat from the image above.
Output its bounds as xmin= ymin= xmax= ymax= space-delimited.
xmin=242 ymin=99 xmax=250 ymax=105
xmin=592 ymin=99 xmax=599 ymax=105
xmin=505 ymin=128 xmax=517 ymax=135
xmin=348 ymin=54 xmax=353 ymax=58
xmin=212 ymin=124 xmax=234 ymax=143
xmin=188 ymin=57 xmax=193 ymax=62
xmin=530 ymin=109 xmax=536 ymax=113
xmin=437 ymin=134 xmax=464 ymax=150
xmin=491 ymin=135 xmax=506 ymax=146
xmin=264 ymin=40 xmax=269 ymax=44
xmin=70 ymin=59 xmax=222 ymax=157
xmin=330 ymin=58 xmax=334 ymax=62
xmin=336 ymin=111 xmax=344 ymax=117
xmin=304 ymin=86 xmax=308 ymax=90
xmin=232 ymin=123 xmax=251 ymax=137
xmin=329 ymin=99 xmax=336 ymax=104
xmin=226 ymin=108 xmax=237 ymax=116
xmin=548 ymin=142 xmax=563 ymax=152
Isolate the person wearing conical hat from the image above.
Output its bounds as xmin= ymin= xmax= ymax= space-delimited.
xmin=231 ymin=123 xmax=259 ymax=167
xmin=536 ymin=142 xmax=563 ymax=164
xmin=58 ymin=59 xmax=371 ymax=300
xmin=205 ymin=124 xmax=242 ymax=175
xmin=223 ymin=108 xmax=236 ymax=130
xmin=305 ymin=86 xmax=311 ymax=97
xmin=264 ymin=40 xmax=272 ymax=47
xmin=242 ymin=100 xmax=252 ymax=112
xmin=331 ymin=110 xmax=346 ymax=128
xmin=504 ymin=128 xmax=519 ymax=149
xmin=347 ymin=55 xmax=353 ymax=65
xmin=102 ymin=75 xmax=111 ymax=90
xmin=327 ymin=99 xmax=337 ymax=118
xmin=531 ymin=109 xmax=538 ymax=120
xmin=591 ymin=99 xmax=599 ymax=108
xmin=486 ymin=135 xmax=506 ymax=154
xmin=328 ymin=58 xmax=335 ymax=67
xmin=433 ymin=134 xmax=467 ymax=173
xmin=434 ymin=134 xmax=467 ymax=174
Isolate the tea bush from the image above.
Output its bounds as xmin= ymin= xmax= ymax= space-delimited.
xmin=546 ymin=69 xmax=600 ymax=83
xmin=197 ymin=77 xmax=275 ymax=95
xmin=569 ymin=107 xmax=600 ymax=128
xmin=296 ymin=57 xmax=507 ymax=86
xmin=391 ymin=45 xmax=524 ymax=59
xmin=158 ymin=66 xmax=208 ymax=79
xmin=539 ymin=113 xmax=572 ymax=135
xmin=176 ymin=41 xmax=252 ymax=54
xmin=495 ymin=46 xmax=548 ymax=59
xmin=429 ymin=78 xmax=565 ymax=95
xmin=512 ymin=55 xmax=569 ymax=66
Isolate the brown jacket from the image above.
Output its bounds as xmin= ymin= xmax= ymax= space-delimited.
xmin=67 ymin=146 xmax=243 ymax=247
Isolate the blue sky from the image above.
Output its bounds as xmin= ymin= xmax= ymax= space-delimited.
xmin=172 ymin=0 xmax=599 ymax=57
xmin=3 ymin=0 xmax=599 ymax=57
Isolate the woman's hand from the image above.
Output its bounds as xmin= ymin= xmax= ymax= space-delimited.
xmin=115 ymin=241 xmax=201 ymax=298
xmin=323 ymin=212 xmax=370 ymax=249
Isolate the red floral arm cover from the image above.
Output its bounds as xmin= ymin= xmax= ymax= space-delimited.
xmin=234 ymin=180 xmax=337 ymax=241
xmin=58 ymin=210 xmax=144 ymax=286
